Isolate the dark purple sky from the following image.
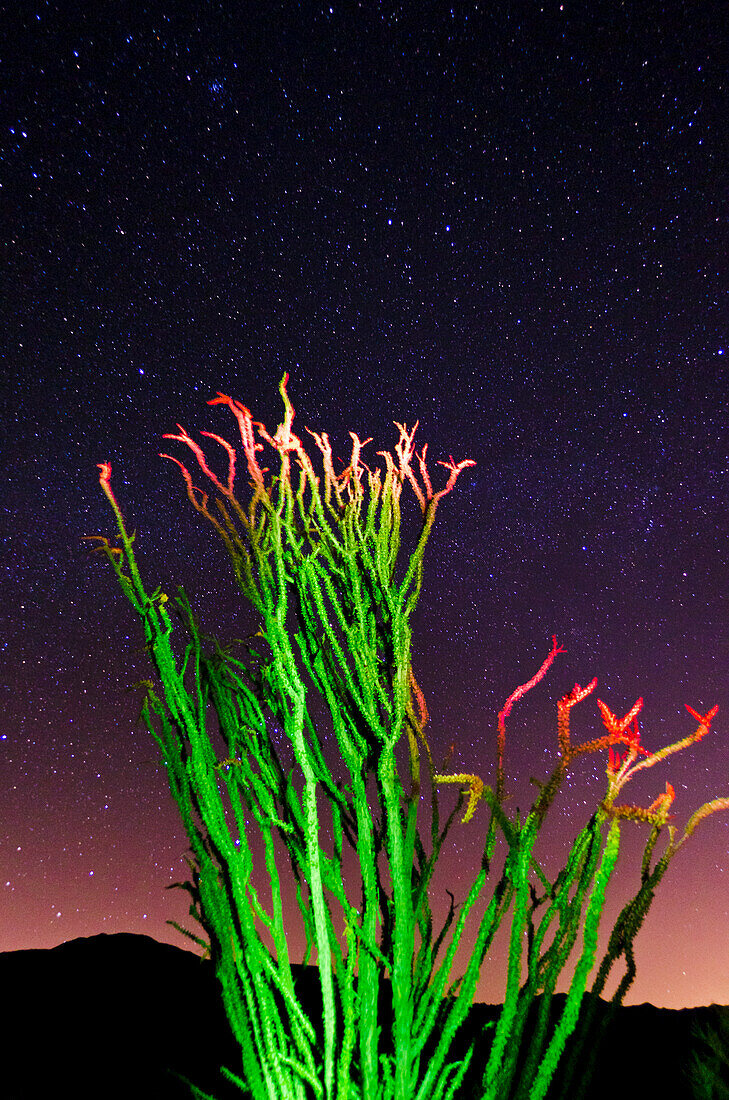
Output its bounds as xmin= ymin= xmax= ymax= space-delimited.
xmin=2 ymin=1 xmax=728 ymax=1009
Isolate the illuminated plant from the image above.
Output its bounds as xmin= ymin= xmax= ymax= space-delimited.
xmin=88 ymin=376 xmax=728 ymax=1100
xmin=685 ymin=1011 xmax=729 ymax=1100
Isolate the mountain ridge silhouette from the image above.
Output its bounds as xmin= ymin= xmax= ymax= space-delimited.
xmin=1 ymin=932 xmax=726 ymax=1098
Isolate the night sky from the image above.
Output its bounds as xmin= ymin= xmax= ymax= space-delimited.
xmin=3 ymin=2 xmax=728 ymax=1011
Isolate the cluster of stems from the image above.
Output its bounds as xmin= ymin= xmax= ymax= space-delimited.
xmin=88 ymin=376 xmax=728 ymax=1100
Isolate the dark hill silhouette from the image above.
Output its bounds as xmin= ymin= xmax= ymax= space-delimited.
xmin=0 ymin=932 xmax=726 ymax=1098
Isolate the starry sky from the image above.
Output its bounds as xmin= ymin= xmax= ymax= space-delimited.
xmin=2 ymin=2 xmax=728 ymax=1010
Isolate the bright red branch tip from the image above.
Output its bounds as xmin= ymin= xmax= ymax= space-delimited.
xmin=596 ymin=696 xmax=644 ymax=736
xmin=498 ymin=635 xmax=564 ymax=723
xmin=559 ymin=677 xmax=598 ymax=711
xmin=685 ymin=703 xmax=719 ymax=725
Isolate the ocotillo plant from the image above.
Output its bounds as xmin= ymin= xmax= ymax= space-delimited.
xmin=88 ymin=376 xmax=728 ymax=1100
xmin=686 ymin=1011 xmax=729 ymax=1100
